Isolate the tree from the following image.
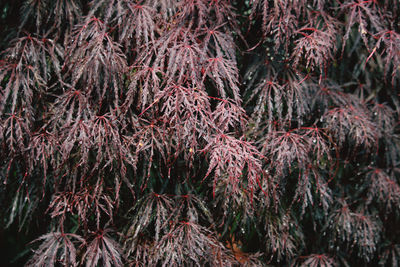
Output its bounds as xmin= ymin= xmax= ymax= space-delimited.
xmin=0 ymin=0 xmax=399 ymax=266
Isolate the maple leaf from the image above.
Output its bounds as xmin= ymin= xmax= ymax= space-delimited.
xmin=125 ymin=193 xmax=174 ymax=245
xmin=63 ymin=17 xmax=127 ymax=108
xmin=325 ymin=200 xmax=381 ymax=261
xmin=0 ymin=33 xmax=63 ymax=118
xmin=84 ymin=228 xmax=123 ymax=267
xmin=262 ymin=210 xmax=304 ymax=263
xmin=322 ymin=104 xmax=377 ymax=148
xmin=202 ymin=56 xmax=241 ymax=101
xmin=250 ymin=0 xmax=298 ymax=51
xmin=293 ymin=254 xmax=336 ymax=267
xmin=117 ymin=3 xmax=157 ymax=50
xmin=48 ymin=179 xmax=115 ymax=229
xmin=156 ymin=84 xmax=213 ymax=156
xmin=201 ymin=24 xmax=237 ymax=61
xmin=19 ymin=0 xmax=81 ymax=35
xmin=203 ymin=133 xmax=264 ymax=200
xmin=292 ymin=26 xmax=337 ymax=78
xmin=154 ymin=221 xmax=235 ymax=266
xmin=212 ymin=99 xmax=247 ymax=132
xmin=368 ymin=29 xmax=400 ymax=82
xmin=260 ymin=130 xmax=311 ymax=177
xmin=340 ymin=0 xmax=384 ymax=53
xmin=26 ymin=232 xmax=84 ymax=267
xmin=364 ymin=168 xmax=400 ymax=211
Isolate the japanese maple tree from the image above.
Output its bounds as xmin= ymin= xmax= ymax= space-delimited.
xmin=0 ymin=0 xmax=400 ymax=266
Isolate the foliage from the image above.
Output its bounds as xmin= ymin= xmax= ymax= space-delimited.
xmin=1 ymin=0 xmax=400 ymax=266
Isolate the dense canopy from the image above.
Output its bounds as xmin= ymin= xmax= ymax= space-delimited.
xmin=0 ymin=0 xmax=399 ymax=266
